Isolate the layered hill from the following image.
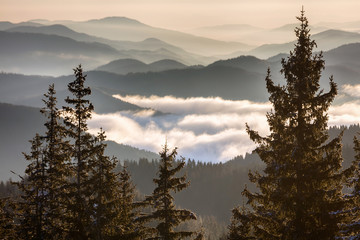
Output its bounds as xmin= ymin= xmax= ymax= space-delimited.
xmin=0 ymin=31 xmax=120 ymax=75
xmin=247 ymin=29 xmax=360 ymax=59
xmin=97 ymin=58 xmax=187 ymax=75
xmin=30 ymin=17 xmax=253 ymax=56
xmin=2 ymin=41 xmax=360 ymax=108
xmin=3 ymin=24 xmax=215 ymax=75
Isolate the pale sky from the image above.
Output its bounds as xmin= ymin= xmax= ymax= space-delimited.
xmin=1 ymin=0 xmax=360 ymax=30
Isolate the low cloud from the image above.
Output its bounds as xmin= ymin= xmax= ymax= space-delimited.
xmin=329 ymin=101 xmax=360 ymax=126
xmin=89 ymin=94 xmax=360 ymax=163
xmin=113 ymin=94 xmax=270 ymax=115
xmin=342 ymin=84 xmax=360 ymax=98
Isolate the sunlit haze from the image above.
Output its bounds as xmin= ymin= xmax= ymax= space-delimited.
xmin=2 ymin=0 xmax=360 ymax=30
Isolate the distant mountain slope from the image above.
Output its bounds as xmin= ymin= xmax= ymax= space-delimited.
xmin=0 ymin=102 xmax=159 ymax=181
xmin=324 ymin=43 xmax=360 ymax=67
xmin=97 ymin=58 xmax=187 ymax=75
xmin=0 ymin=31 xmax=120 ymax=75
xmin=6 ymin=25 xmax=185 ymax=54
xmin=97 ymin=59 xmax=150 ymax=75
xmin=0 ymin=31 xmax=117 ymax=55
xmin=209 ymin=55 xmax=271 ymax=74
xmin=149 ymin=59 xmax=187 ymax=71
xmin=0 ymin=21 xmax=16 ymax=30
xmin=85 ymin=66 xmax=268 ymax=101
xmin=32 ymin=17 xmax=253 ymax=56
xmin=6 ymin=24 xmax=112 ymax=45
xmin=4 ymin=25 xmax=214 ymax=70
xmin=0 ymin=21 xmax=42 ymax=31
xmin=247 ymin=29 xmax=360 ymax=59
xmin=188 ymin=22 xmax=328 ymax=46
xmin=0 ymin=103 xmax=44 ymax=181
xmin=1 ymin=41 xmax=359 ymax=106
xmin=0 ymin=72 xmax=146 ymax=114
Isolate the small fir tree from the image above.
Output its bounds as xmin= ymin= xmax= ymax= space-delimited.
xmin=342 ymin=136 xmax=360 ymax=238
xmin=143 ymin=144 xmax=198 ymax=240
xmin=114 ymin=164 xmax=148 ymax=240
xmin=230 ymin=9 xmax=353 ymax=239
xmin=228 ymin=205 xmax=255 ymax=240
xmin=0 ymin=198 xmax=16 ymax=239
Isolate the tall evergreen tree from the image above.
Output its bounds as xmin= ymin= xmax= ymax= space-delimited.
xmin=15 ymin=134 xmax=48 ymax=239
xmin=63 ymin=65 xmax=95 ymax=239
xmin=40 ymin=84 xmax=72 ymax=238
xmin=12 ymin=84 xmax=70 ymax=239
xmin=88 ymin=129 xmax=121 ymax=240
xmin=229 ymin=9 xmax=353 ymax=239
xmin=143 ymin=144 xmax=198 ymax=240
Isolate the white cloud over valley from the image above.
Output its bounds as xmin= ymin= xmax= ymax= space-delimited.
xmin=89 ymin=90 xmax=360 ymax=163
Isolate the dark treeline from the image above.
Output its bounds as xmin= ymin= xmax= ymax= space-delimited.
xmin=3 ymin=9 xmax=360 ymax=240
xmin=123 ymin=124 xmax=360 ymax=227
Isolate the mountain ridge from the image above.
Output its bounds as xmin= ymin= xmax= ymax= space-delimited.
xmin=97 ymin=58 xmax=187 ymax=75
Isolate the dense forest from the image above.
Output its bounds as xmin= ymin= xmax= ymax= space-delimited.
xmin=2 ymin=10 xmax=360 ymax=240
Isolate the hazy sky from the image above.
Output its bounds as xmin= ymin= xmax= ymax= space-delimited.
xmin=2 ymin=0 xmax=360 ymax=30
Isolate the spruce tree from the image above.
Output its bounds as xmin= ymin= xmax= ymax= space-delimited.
xmin=88 ymin=129 xmax=121 ymax=240
xmin=230 ymin=9 xmax=352 ymax=239
xmin=40 ymin=84 xmax=72 ymax=238
xmin=342 ymin=136 xmax=360 ymax=238
xmin=143 ymin=144 xmax=198 ymax=240
xmin=113 ymin=163 xmax=148 ymax=240
xmin=63 ymin=65 xmax=95 ymax=239
xmin=13 ymin=84 xmax=71 ymax=239
xmin=228 ymin=206 xmax=255 ymax=240
xmin=0 ymin=198 xmax=16 ymax=239
xmin=15 ymin=134 xmax=48 ymax=239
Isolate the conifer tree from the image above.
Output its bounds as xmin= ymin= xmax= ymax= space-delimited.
xmin=230 ymin=9 xmax=352 ymax=239
xmin=63 ymin=65 xmax=95 ymax=239
xmin=12 ymin=84 xmax=70 ymax=239
xmin=143 ymin=144 xmax=198 ymax=240
xmin=15 ymin=134 xmax=48 ymax=239
xmin=88 ymin=129 xmax=122 ymax=240
xmin=40 ymin=84 xmax=72 ymax=238
xmin=114 ymin=163 xmax=148 ymax=240
xmin=0 ymin=198 xmax=16 ymax=239
xmin=341 ymin=136 xmax=360 ymax=238
xmin=228 ymin=206 xmax=254 ymax=240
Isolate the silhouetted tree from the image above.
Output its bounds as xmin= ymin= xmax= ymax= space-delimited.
xmin=0 ymin=198 xmax=16 ymax=239
xmin=11 ymin=84 xmax=71 ymax=239
xmin=40 ymin=84 xmax=72 ymax=238
xmin=88 ymin=130 xmax=121 ymax=240
xmin=228 ymin=205 xmax=255 ymax=240
xmin=230 ymin=9 xmax=353 ymax=239
xmin=112 ymin=163 xmax=149 ymax=239
xmin=15 ymin=134 xmax=48 ymax=239
xmin=142 ymin=144 xmax=198 ymax=240
xmin=341 ymin=136 xmax=360 ymax=238
xmin=63 ymin=65 xmax=95 ymax=239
